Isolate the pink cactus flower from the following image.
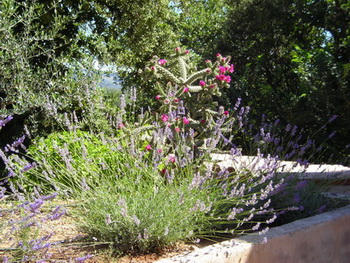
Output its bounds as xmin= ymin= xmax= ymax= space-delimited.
xmin=145 ymin=144 xmax=152 ymax=151
xmin=161 ymin=114 xmax=169 ymax=122
xmin=219 ymin=66 xmax=226 ymax=73
xmin=215 ymin=75 xmax=226 ymax=81
xmin=168 ymin=154 xmax=176 ymax=163
xmin=215 ymin=75 xmax=231 ymax=83
xmin=216 ymin=53 xmax=222 ymax=57
xmin=199 ymin=80 xmax=206 ymax=87
xmin=228 ymin=64 xmax=235 ymax=73
xmin=183 ymin=117 xmax=190 ymax=124
xmin=158 ymin=59 xmax=167 ymax=66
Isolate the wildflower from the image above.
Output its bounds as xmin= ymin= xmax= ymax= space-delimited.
xmin=183 ymin=117 xmax=190 ymax=124
xmin=157 ymin=148 xmax=163 ymax=153
xmin=295 ymin=180 xmax=308 ymax=190
xmin=117 ymin=123 xmax=125 ymax=129
xmin=132 ymin=215 xmax=141 ymax=226
xmin=161 ymin=114 xmax=169 ymax=122
xmin=175 ymin=127 xmax=181 ymax=132
xmin=105 ymin=214 xmax=112 ymax=225
xmin=215 ymin=74 xmax=231 ymax=83
xmin=168 ymin=154 xmax=176 ymax=163
xmin=216 ymin=53 xmax=222 ymax=57
xmin=185 ymin=50 xmax=190 ymax=54
xmin=316 ymin=205 xmax=326 ymax=214
xmin=174 ymin=98 xmax=179 ymax=103
xmin=228 ymin=64 xmax=235 ymax=73
xmin=199 ymin=80 xmax=206 ymax=86
xmin=0 ymin=116 xmax=13 ymax=127
xmin=20 ymin=162 xmax=36 ymax=173
xmin=158 ymin=59 xmax=167 ymax=65
xmin=293 ymin=193 xmax=301 ymax=203
xmin=328 ymin=115 xmax=338 ymax=123
xmin=145 ymin=144 xmax=152 ymax=151
xmin=75 ymin=255 xmax=93 ymax=263
xmin=183 ymin=87 xmax=189 ymax=93
xmin=223 ymin=111 xmax=229 ymax=116
xmin=218 ymin=66 xmax=226 ymax=73
xmin=328 ymin=131 xmax=336 ymax=139
xmin=155 ymin=95 xmax=161 ymax=100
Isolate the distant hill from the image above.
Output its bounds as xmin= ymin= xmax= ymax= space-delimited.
xmin=100 ymin=73 xmax=121 ymax=90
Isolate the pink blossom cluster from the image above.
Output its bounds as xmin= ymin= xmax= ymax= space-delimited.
xmin=218 ymin=64 xmax=235 ymax=73
xmin=215 ymin=74 xmax=231 ymax=83
xmin=158 ymin=59 xmax=167 ymax=66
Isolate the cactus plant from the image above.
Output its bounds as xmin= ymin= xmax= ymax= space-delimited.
xmin=140 ymin=47 xmax=235 ymax=151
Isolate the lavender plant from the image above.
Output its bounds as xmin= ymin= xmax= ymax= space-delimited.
xmin=0 ymin=118 xmax=93 ymax=262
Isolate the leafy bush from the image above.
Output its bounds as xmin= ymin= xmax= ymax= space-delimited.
xmin=14 ymin=130 xmax=127 ymax=194
xmin=0 ymin=0 xmax=111 ymax=149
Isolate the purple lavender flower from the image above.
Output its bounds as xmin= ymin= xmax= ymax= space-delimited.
xmin=0 ymin=116 xmax=13 ymax=127
xmin=74 ymin=254 xmax=93 ymax=262
xmin=29 ymin=199 xmax=44 ymax=213
xmin=4 ymin=135 xmax=26 ymax=152
xmin=328 ymin=131 xmax=336 ymax=139
xmin=328 ymin=115 xmax=338 ymax=123
xmin=315 ymin=205 xmax=326 ymax=214
xmin=295 ymin=180 xmax=308 ymax=190
xmin=293 ymin=193 xmax=301 ymax=203
xmin=20 ymin=162 xmax=36 ymax=173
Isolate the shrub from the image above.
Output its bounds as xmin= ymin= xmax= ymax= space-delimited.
xmin=13 ymin=130 xmax=128 ymax=194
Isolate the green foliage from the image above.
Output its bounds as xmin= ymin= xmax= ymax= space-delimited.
xmin=0 ymin=0 xmax=112 ymax=147
xmin=17 ymin=130 xmax=125 ymax=194
xmin=173 ymin=0 xmax=232 ymax=59
xmin=177 ymin=0 xmax=350 ymax=163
